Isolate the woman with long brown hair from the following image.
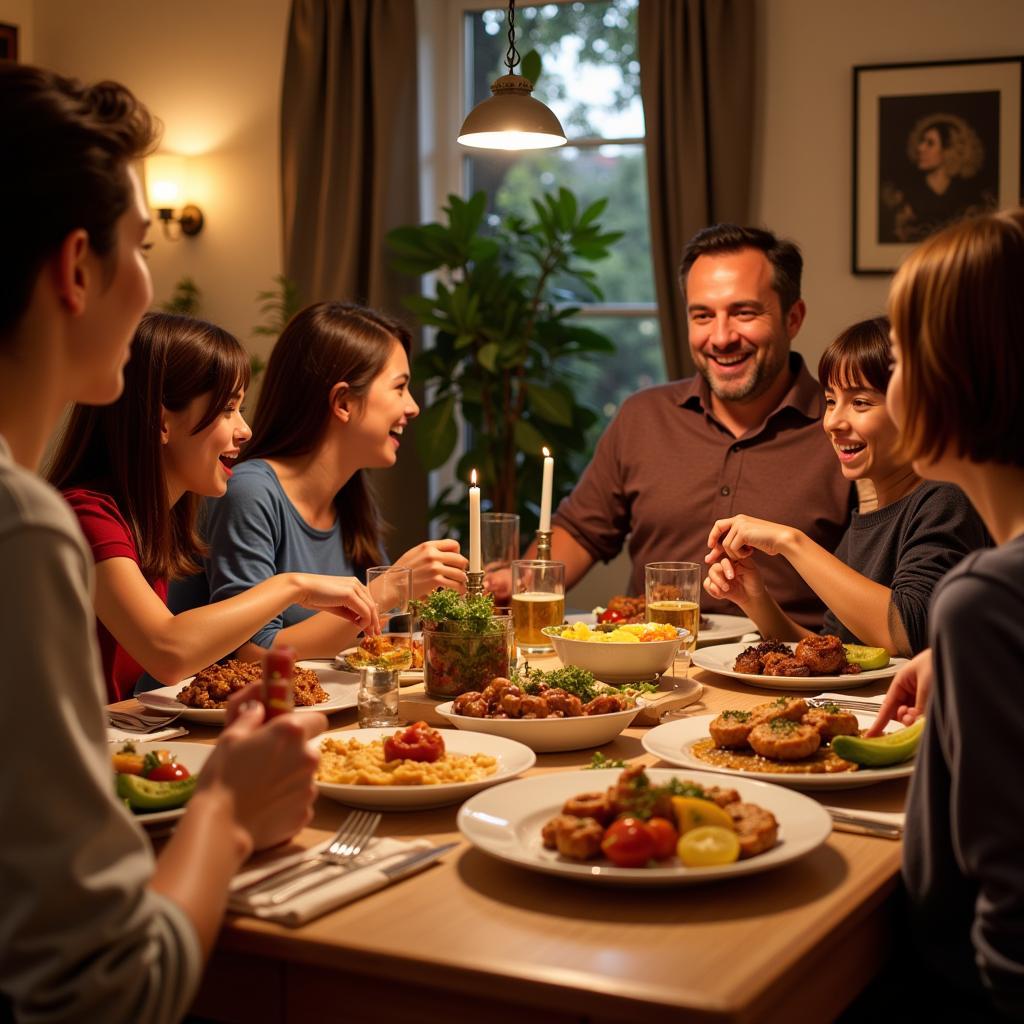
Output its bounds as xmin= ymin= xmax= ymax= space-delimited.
xmin=179 ymin=301 xmax=467 ymax=660
xmin=49 ymin=311 xmax=379 ymax=701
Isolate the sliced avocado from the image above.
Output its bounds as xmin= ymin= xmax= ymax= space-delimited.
xmin=843 ymin=644 xmax=891 ymax=670
xmin=831 ymin=717 xmax=925 ymax=767
xmin=116 ymin=772 xmax=197 ymax=812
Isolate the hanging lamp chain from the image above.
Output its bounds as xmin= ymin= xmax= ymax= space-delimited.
xmin=504 ymin=0 xmax=521 ymax=74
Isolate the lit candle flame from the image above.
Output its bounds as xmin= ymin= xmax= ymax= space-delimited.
xmin=542 ymin=446 xmax=550 ymax=457
xmin=470 ymin=468 xmax=477 ymax=486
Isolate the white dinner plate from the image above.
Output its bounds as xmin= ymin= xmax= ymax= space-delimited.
xmin=458 ymin=768 xmax=831 ymax=885
xmin=566 ymin=612 xmax=756 ymax=647
xmin=137 ymin=661 xmax=359 ymax=724
xmin=112 ymin=740 xmax=213 ymax=826
xmin=434 ymin=699 xmax=644 ymax=752
xmin=313 ymin=727 xmax=536 ymax=810
xmin=642 ymin=713 xmax=916 ymax=790
xmin=691 ymin=642 xmax=907 ymax=690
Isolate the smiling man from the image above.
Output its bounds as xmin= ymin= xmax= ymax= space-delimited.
xmin=546 ymin=224 xmax=852 ymax=628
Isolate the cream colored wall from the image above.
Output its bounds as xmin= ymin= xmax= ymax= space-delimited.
xmin=752 ymin=0 xmax=1024 ymax=370
xmin=0 ymin=0 xmax=33 ymax=60
xmin=33 ymin=0 xmax=291 ymax=358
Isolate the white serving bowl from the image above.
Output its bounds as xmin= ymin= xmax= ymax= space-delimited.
xmin=541 ymin=625 xmax=689 ymax=683
xmin=434 ymin=700 xmax=644 ymax=752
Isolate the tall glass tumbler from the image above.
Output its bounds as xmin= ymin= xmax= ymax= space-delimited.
xmin=645 ymin=561 xmax=700 ymax=652
xmin=482 ymin=512 xmax=519 ymax=604
xmin=511 ymin=559 xmax=565 ymax=654
xmin=367 ymin=565 xmax=413 ymax=667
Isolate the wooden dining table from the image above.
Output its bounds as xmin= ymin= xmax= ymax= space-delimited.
xmin=115 ymin=658 xmax=908 ymax=1024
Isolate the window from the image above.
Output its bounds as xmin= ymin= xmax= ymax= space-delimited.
xmin=457 ymin=0 xmax=665 ymax=441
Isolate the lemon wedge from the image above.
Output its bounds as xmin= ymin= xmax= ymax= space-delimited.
xmin=677 ymin=826 xmax=740 ymax=867
xmin=671 ymin=795 xmax=735 ymax=835
xmin=843 ymin=644 xmax=890 ymax=671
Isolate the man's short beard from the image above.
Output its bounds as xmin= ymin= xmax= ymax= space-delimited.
xmin=698 ymin=349 xmax=789 ymax=404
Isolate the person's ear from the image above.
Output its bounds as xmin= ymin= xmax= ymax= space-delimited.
xmin=159 ymin=406 xmax=171 ymax=446
xmin=53 ymin=229 xmax=92 ymax=316
xmin=329 ymin=381 xmax=351 ymax=423
xmin=785 ymin=298 xmax=807 ymax=339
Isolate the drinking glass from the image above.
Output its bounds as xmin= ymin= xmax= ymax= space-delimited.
xmin=481 ymin=513 xmax=520 ymax=603
xmin=511 ymin=560 xmax=565 ymax=654
xmin=645 ymin=562 xmax=701 ymax=653
xmin=367 ymin=565 xmax=413 ymax=669
xmin=357 ymin=666 xmax=401 ymax=728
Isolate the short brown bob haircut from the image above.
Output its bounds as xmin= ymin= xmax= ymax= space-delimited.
xmin=49 ymin=313 xmax=251 ymax=580
xmin=817 ymin=316 xmax=892 ymax=394
xmin=888 ymin=208 xmax=1024 ymax=469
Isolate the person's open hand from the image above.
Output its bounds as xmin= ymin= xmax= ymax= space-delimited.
xmin=867 ymin=648 xmax=933 ymax=735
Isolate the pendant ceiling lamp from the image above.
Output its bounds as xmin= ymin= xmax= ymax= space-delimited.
xmin=458 ymin=0 xmax=567 ymax=151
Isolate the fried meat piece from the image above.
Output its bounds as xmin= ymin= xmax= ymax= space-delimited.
xmin=544 ymin=688 xmax=583 ymax=718
xmin=704 ymin=785 xmax=742 ymax=808
xmin=562 ymin=791 xmax=616 ymax=825
xmin=748 ymin=718 xmax=821 ymax=760
xmin=803 ymin=707 xmax=859 ymax=741
xmin=733 ymin=639 xmax=792 ymax=675
xmin=795 ymin=634 xmax=847 ymax=675
xmin=452 ymin=691 xmax=488 ymax=718
xmin=761 ymin=653 xmax=812 ymax=677
xmin=839 ymin=662 xmax=863 ymax=676
xmin=518 ymin=694 xmax=550 ymax=719
xmin=727 ymin=802 xmax=779 ymax=858
xmin=750 ymin=696 xmax=808 ymax=725
xmin=542 ymin=814 xmax=605 ymax=859
xmin=583 ymin=694 xmax=627 ymax=716
xmin=709 ymin=709 xmax=755 ymax=749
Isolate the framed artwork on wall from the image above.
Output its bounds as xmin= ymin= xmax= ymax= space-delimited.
xmin=853 ymin=56 xmax=1023 ymax=274
xmin=0 ymin=23 xmax=18 ymax=62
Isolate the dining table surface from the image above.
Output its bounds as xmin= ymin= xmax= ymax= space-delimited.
xmin=113 ymin=651 xmax=908 ymax=1024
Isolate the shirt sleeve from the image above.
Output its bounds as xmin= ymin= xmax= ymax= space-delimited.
xmin=203 ymin=472 xmax=285 ymax=648
xmin=0 ymin=522 xmax=201 ymax=1023
xmin=551 ymin=403 xmax=632 ymax=564
xmin=890 ymin=486 xmax=989 ymax=653
xmin=62 ymin=488 xmax=138 ymax=564
xmin=931 ymin=570 xmax=1024 ymax=1016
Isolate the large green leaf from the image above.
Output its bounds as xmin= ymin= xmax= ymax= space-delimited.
xmin=513 ymin=418 xmax=547 ymax=455
xmin=520 ymin=49 xmax=542 ymax=86
xmin=525 ymin=383 xmax=573 ymax=427
xmin=414 ymin=394 xmax=458 ymax=471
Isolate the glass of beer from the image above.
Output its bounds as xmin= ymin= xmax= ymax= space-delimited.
xmin=645 ymin=562 xmax=700 ymax=653
xmin=511 ymin=559 xmax=565 ymax=654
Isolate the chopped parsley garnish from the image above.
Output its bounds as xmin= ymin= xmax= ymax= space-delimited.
xmin=768 ymin=717 xmax=800 ymax=733
xmin=721 ymin=710 xmax=752 ymax=722
xmin=586 ymin=752 xmax=627 ymax=770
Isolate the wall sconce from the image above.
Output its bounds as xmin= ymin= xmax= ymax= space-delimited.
xmin=145 ymin=154 xmax=204 ymax=239
xmin=458 ymin=0 xmax=566 ymax=151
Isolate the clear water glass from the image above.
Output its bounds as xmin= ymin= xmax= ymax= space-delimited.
xmin=357 ymin=666 xmax=401 ymax=728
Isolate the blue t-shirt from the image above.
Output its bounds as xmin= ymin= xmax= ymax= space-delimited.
xmin=168 ymin=459 xmax=355 ymax=648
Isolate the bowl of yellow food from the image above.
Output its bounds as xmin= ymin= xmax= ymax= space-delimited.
xmin=541 ymin=621 xmax=690 ymax=683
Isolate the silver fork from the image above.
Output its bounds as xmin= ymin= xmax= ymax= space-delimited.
xmin=805 ymin=697 xmax=884 ymax=713
xmin=240 ymin=811 xmax=382 ymax=903
xmin=108 ymin=709 xmax=185 ymax=732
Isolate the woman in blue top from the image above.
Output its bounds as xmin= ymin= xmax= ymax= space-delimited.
xmin=179 ymin=301 xmax=468 ymax=659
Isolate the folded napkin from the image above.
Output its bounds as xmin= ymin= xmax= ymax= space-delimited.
xmin=824 ymin=805 xmax=905 ymax=837
xmin=107 ymin=725 xmax=189 ymax=744
xmin=229 ymin=835 xmax=434 ymax=927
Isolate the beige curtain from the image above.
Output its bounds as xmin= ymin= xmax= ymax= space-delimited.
xmin=638 ymin=0 xmax=756 ymax=379
xmin=281 ymin=0 xmax=427 ymax=552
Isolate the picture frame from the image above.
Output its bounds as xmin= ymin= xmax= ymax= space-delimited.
xmin=0 ymin=23 xmax=18 ymax=62
xmin=852 ymin=57 xmax=1023 ymax=274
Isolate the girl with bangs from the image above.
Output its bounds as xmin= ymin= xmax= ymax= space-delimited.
xmin=702 ymin=315 xmax=987 ymax=655
xmin=49 ymin=311 xmax=378 ymax=701
xmin=171 ymin=301 xmax=468 ymax=661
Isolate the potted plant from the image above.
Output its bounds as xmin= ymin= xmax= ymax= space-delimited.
xmin=411 ymin=589 xmax=513 ymax=700
xmin=387 ymin=188 xmax=621 ymax=540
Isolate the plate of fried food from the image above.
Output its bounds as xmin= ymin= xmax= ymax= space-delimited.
xmin=458 ymin=765 xmax=831 ymax=885
xmin=642 ymin=697 xmax=920 ymax=789
xmin=137 ymin=659 xmax=359 ymax=723
xmin=312 ymin=722 xmax=536 ymax=809
xmin=691 ymin=636 xmax=907 ymax=690
xmin=435 ymin=668 xmax=650 ymax=752
xmin=336 ymin=633 xmax=424 ymax=685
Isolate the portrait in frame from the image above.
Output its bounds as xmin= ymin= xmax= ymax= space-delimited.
xmin=853 ymin=57 xmax=1023 ymax=273
xmin=0 ymin=23 xmax=18 ymax=62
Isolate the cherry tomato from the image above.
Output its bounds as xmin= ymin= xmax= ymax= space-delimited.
xmin=145 ymin=761 xmax=191 ymax=782
xmin=646 ymin=816 xmax=679 ymax=860
xmin=597 ymin=608 xmax=623 ymax=624
xmin=600 ymin=816 xmax=655 ymax=868
xmin=383 ymin=721 xmax=445 ymax=763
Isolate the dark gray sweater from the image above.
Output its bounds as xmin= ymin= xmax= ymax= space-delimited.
xmin=821 ymin=482 xmax=988 ymax=652
xmin=903 ymin=535 xmax=1024 ymax=1018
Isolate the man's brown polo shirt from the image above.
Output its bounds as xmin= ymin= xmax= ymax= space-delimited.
xmin=553 ymin=353 xmax=854 ymax=629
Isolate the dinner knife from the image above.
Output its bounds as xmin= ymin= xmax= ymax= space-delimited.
xmin=826 ymin=809 xmax=903 ymax=840
xmin=267 ymin=842 xmax=460 ymax=906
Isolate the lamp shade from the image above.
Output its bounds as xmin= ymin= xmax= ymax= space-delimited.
xmin=458 ymin=74 xmax=567 ymax=151
xmin=145 ymin=154 xmax=186 ymax=209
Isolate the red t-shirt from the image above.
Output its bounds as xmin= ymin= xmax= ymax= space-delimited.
xmin=62 ymin=487 xmax=168 ymax=703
